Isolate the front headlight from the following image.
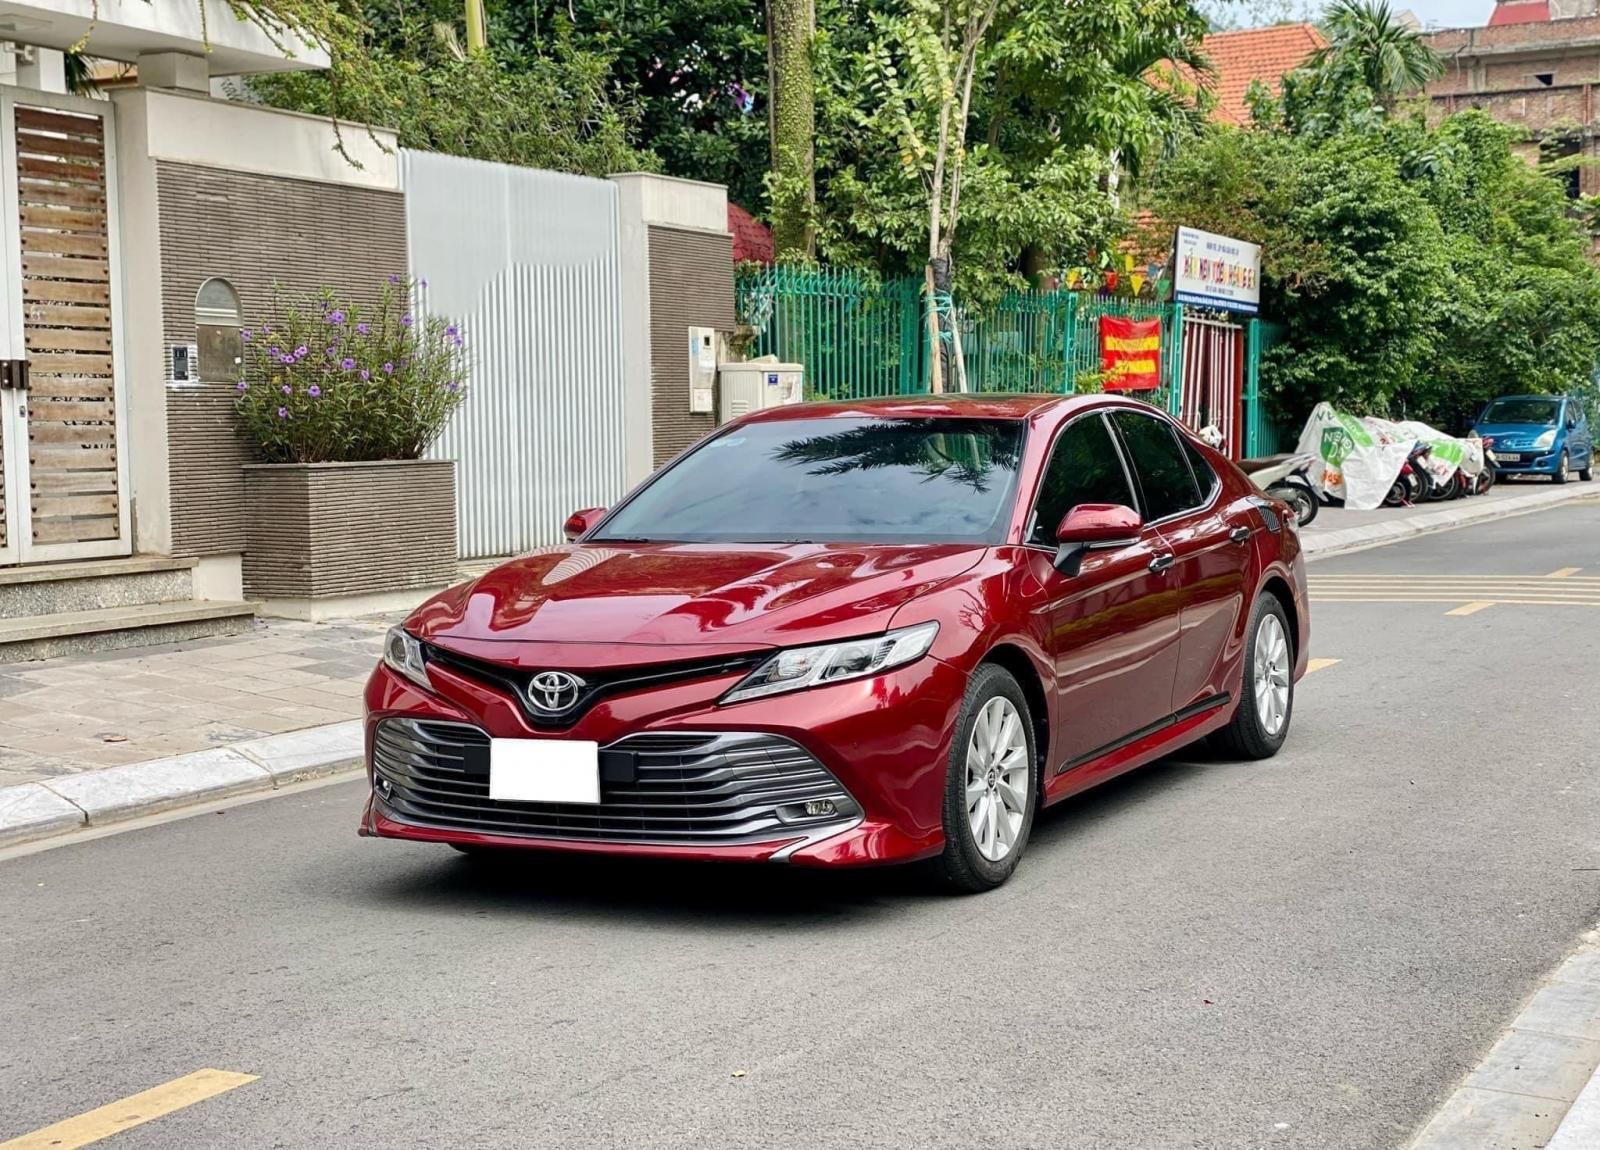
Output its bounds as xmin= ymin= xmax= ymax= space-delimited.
xmin=383 ymin=626 xmax=432 ymax=691
xmin=1535 ymin=429 xmax=1557 ymax=450
xmin=722 ymin=622 xmax=939 ymax=704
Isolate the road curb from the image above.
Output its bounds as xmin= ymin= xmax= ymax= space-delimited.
xmin=0 ymin=719 xmax=362 ymax=849
xmin=1408 ymin=931 xmax=1600 ymax=1149
xmin=1302 ymin=485 xmax=1598 ymax=560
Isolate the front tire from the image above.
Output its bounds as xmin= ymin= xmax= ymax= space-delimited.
xmin=938 ymin=664 xmax=1038 ymax=893
xmin=1554 ymin=451 xmax=1570 ymax=484
xmin=1214 ymin=595 xmax=1294 ymax=761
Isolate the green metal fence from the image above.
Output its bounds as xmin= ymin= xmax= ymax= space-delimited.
xmin=736 ymin=266 xmax=1231 ymax=430
xmin=734 ymin=266 xmax=923 ymax=400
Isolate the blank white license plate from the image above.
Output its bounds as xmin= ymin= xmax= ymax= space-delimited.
xmin=489 ymin=739 xmax=600 ymax=804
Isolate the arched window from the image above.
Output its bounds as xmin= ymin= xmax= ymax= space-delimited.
xmin=195 ymin=277 xmax=242 ymax=383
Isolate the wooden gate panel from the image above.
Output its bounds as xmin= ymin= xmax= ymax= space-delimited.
xmin=13 ymin=101 xmax=120 ymax=550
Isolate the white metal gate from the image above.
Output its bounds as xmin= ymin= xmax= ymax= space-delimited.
xmin=1179 ymin=314 xmax=1244 ymax=459
xmin=402 ymin=151 xmax=629 ymax=559
xmin=0 ymin=90 xmax=130 ymax=564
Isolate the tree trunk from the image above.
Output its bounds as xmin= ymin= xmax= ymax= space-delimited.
xmin=925 ymin=264 xmax=945 ymax=394
xmin=464 ymin=0 xmax=487 ymax=52
xmin=768 ymin=0 xmax=816 ymax=259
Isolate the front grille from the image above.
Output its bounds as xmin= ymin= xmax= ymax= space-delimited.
xmin=423 ymin=645 xmax=767 ymax=728
xmin=372 ymin=718 xmax=859 ymax=845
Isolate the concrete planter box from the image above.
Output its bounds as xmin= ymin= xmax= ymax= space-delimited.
xmin=242 ymin=460 xmax=457 ymax=600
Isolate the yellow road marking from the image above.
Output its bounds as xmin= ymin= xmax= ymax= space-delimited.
xmin=1445 ymin=601 xmax=1495 ymax=616
xmin=1548 ymin=567 xmax=1583 ymax=578
xmin=0 ymin=1069 xmax=257 ymax=1150
xmin=1305 ymin=658 xmax=1340 ymax=673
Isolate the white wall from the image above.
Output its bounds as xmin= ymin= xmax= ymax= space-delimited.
xmin=137 ymin=89 xmax=399 ymax=190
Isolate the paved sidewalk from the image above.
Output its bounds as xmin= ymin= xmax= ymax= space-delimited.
xmin=0 ymin=618 xmax=385 ymax=788
xmin=1301 ymin=479 xmax=1597 ymax=558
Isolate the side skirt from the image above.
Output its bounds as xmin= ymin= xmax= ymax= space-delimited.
xmin=1042 ymin=693 xmax=1232 ymax=807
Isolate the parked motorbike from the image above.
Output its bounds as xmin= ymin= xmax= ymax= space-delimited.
xmin=1383 ymin=442 xmax=1431 ymax=507
xmin=1237 ymin=453 xmax=1320 ymax=527
xmin=1469 ymin=434 xmax=1497 ymax=495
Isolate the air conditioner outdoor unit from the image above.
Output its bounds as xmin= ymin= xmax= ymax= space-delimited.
xmin=718 ymin=362 xmax=803 ymax=422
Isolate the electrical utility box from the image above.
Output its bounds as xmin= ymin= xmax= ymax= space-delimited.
xmin=718 ymin=362 xmax=804 ymax=422
xmin=687 ymin=327 xmax=718 ymax=414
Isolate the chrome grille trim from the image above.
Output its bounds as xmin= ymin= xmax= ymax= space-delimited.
xmin=372 ymin=718 xmax=861 ymax=846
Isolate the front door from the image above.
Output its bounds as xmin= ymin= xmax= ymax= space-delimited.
xmin=1024 ymin=412 xmax=1182 ymax=772
xmin=0 ymin=91 xmax=130 ymax=564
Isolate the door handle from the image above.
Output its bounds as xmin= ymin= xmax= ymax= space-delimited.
xmin=1229 ymin=525 xmax=1251 ymax=544
xmin=1148 ymin=553 xmax=1175 ymax=574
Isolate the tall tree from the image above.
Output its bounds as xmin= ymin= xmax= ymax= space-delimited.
xmin=814 ymin=0 xmax=1207 ymax=300
xmin=769 ymin=0 xmax=818 ymax=257
xmin=1308 ymin=0 xmax=1441 ymax=110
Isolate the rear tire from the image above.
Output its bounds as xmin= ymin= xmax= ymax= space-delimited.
xmin=1214 ymin=595 xmax=1294 ymax=761
xmin=937 ymin=664 xmax=1038 ymax=894
xmin=1581 ymin=459 xmax=1594 ymax=482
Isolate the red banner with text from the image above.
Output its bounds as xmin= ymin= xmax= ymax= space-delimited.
xmin=1099 ymin=316 xmax=1162 ymax=392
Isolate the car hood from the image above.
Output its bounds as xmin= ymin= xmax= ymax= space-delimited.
xmin=1475 ymin=421 xmax=1556 ymax=442
xmin=410 ymin=542 xmax=986 ymax=655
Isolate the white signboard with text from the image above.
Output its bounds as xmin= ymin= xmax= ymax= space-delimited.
xmin=1173 ymin=226 xmax=1261 ymax=315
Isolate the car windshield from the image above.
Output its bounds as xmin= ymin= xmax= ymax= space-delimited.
xmin=592 ymin=416 xmax=1026 ymax=544
xmin=1483 ymin=399 xmax=1561 ymax=425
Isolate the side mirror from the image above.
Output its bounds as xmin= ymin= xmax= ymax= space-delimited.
xmin=1056 ymin=503 xmax=1143 ymax=546
xmin=1567 ymin=418 xmax=1578 ymax=431
xmin=563 ymin=507 xmax=607 ymax=542
xmin=1053 ymin=504 xmax=1142 ymax=575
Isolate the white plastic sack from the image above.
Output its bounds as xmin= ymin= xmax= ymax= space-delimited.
xmin=1295 ymin=404 xmax=1411 ymax=510
xmin=1294 ymin=405 xmax=1483 ymax=511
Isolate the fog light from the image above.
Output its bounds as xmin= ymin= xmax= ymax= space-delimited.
xmin=375 ymin=775 xmax=393 ymax=800
xmin=803 ymin=799 xmax=837 ymax=818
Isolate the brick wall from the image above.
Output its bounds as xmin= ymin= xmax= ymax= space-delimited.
xmin=646 ymin=225 xmax=735 ymax=466
xmin=156 ymin=163 xmax=407 ymax=557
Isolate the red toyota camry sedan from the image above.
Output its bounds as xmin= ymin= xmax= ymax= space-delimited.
xmin=361 ymin=395 xmax=1309 ymax=891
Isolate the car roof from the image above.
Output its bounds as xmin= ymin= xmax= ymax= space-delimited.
xmin=1490 ymin=394 xmax=1564 ymax=402
xmin=737 ymin=393 xmax=1097 ymax=424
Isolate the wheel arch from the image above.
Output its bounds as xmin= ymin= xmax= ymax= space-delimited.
xmin=978 ymin=641 xmax=1052 ymax=789
xmin=1258 ymin=572 xmax=1300 ymax=663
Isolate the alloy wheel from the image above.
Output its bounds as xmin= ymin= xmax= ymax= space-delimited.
xmin=965 ymin=696 xmax=1029 ymax=862
xmin=1254 ymin=613 xmax=1291 ymax=737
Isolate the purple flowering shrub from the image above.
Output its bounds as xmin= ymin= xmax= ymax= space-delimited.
xmin=235 ymin=277 xmax=467 ymax=463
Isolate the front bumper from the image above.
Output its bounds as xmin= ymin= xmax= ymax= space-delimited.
xmin=1492 ymin=450 xmax=1559 ymax=474
xmin=359 ymin=652 xmax=969 ymax=866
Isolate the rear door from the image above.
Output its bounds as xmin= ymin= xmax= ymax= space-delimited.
xmin=1109 ymin=410 xmax=1251 ymax=716
xmin=1024 ymin=412 xmax=1182 ymax=773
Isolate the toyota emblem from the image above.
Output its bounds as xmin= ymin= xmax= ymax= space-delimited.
xmin=527 ymin=670 xmax=585 ymax=714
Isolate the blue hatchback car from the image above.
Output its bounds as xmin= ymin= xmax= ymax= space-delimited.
xmin=1473 ymin=395 xmax=1594 ymax=483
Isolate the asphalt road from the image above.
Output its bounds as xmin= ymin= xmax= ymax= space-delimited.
xmin=3 ymin=501 xmax=1599 ymax=1150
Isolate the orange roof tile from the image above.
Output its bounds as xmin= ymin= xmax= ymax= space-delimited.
xmin=1179 ymin=23 xmax=1328 ymax=125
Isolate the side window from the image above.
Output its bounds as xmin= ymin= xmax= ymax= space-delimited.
xmin=1028 ymin=415 xmax=1137 ymax=545
xmin=1111 ymin=411 xmax=1202 ymax=521
xmin=1181 ymin=435 xmax=1219 ymax=501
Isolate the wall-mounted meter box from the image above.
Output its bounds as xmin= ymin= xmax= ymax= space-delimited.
xmin=718 ymin=362 xmax=803 ymax=422
xmin=687 ymin=327 xmax=717 ymax=414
